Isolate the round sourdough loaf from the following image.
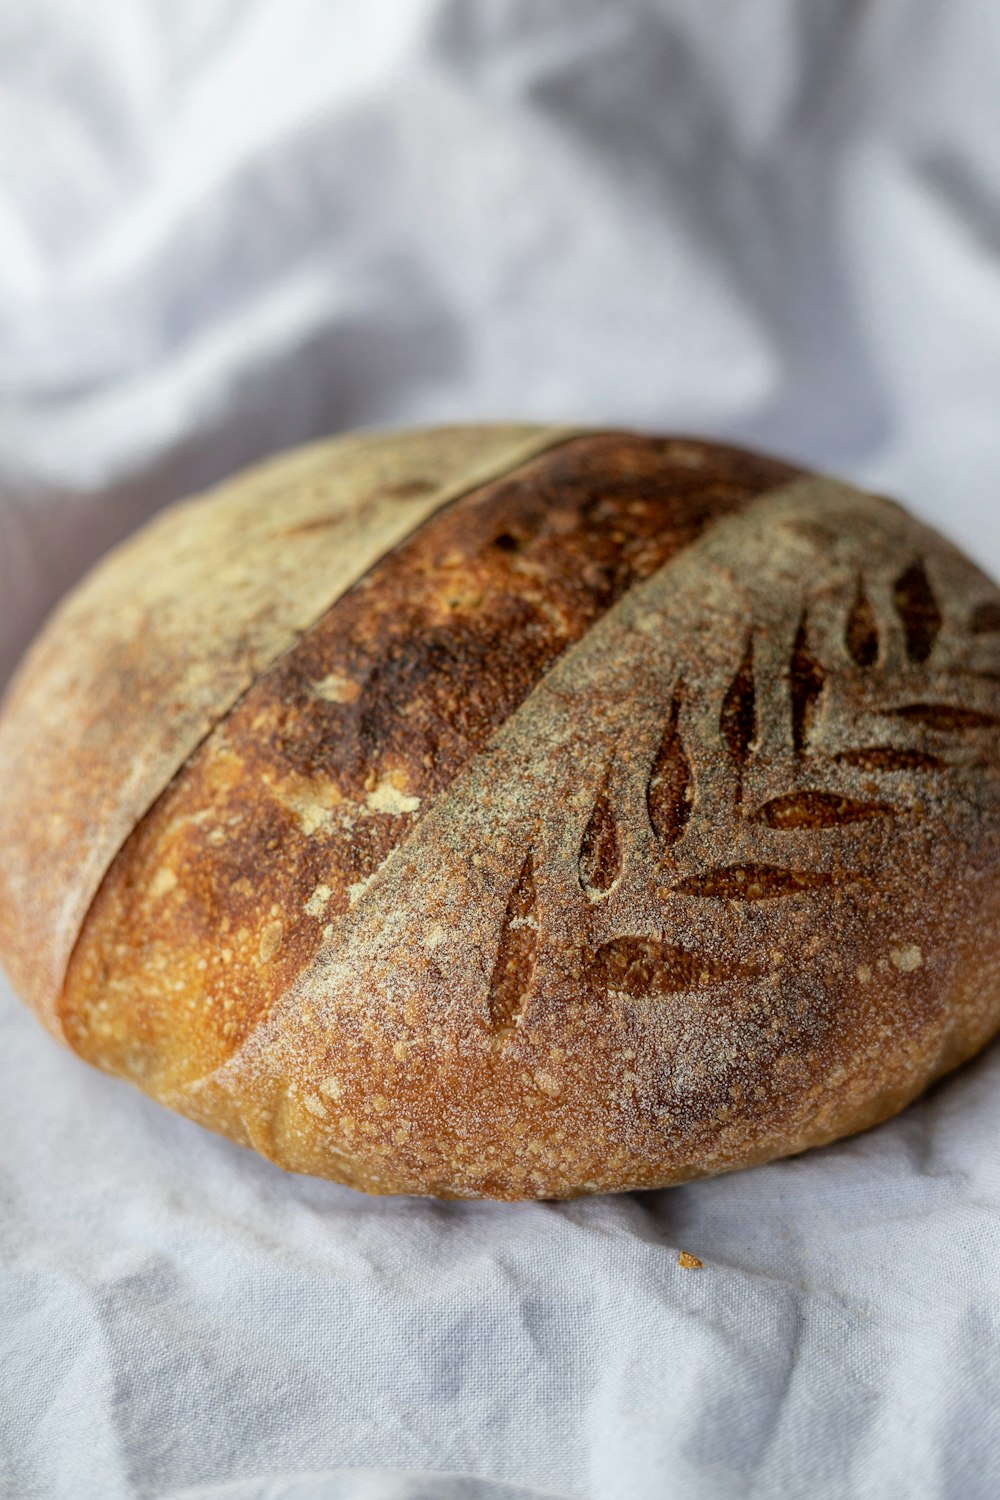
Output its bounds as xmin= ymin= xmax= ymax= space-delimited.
xmin=2 ymin=426 xmax=1000 ymax=1200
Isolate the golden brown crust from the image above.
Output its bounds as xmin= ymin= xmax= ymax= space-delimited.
xmin=176 ymin=474 xmax=1000 ymax=1198
xmin=3 ymin=428 xmax=1000 ymax=1200
xmin=60 ymin=435 xmax=797 ymax=1097
xmin=0 ymin=424 xmax=570 ymax=1028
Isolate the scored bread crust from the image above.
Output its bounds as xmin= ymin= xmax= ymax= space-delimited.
xmin=0 ymin=423 xmax=571 ymax=1027
xmin=3 ymin=428 xmax=1000 ymax=1199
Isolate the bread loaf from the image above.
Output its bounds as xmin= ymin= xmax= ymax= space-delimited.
xmin=2 ymin=425 xmax=1000 ymax=1200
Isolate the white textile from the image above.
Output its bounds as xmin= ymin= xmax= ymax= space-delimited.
xmin=2 ymin=4 xmax=1000 ymax=1497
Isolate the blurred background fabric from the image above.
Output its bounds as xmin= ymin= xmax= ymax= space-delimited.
xmin=2 ymin=3 xmax=1000 ymax=1497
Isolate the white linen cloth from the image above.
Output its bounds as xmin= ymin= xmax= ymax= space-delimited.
xmin=2 ymin=4 xmax=1000 ymax=1496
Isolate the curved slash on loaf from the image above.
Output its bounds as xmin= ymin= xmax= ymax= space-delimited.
xmin=0 ymin=425 xmax=577 ymax=1029
xmin=60 ymin=434 xmax=798 ymax=1100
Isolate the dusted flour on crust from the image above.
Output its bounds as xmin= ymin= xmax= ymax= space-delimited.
xmin=0 ymin=424 xmax=570 ymax=1026
xmin=3 ymin=428 xmax=1000 ymax=1198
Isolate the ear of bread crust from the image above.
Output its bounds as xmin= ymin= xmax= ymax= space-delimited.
xmin=0 ymin=424 xmax=571 ymax=1032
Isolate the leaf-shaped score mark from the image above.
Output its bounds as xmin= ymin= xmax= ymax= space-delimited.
xmin=487 ymin=853 xmax=538 ymax=1038
xmin=757 ymin=791 xmax=893 ymax=828
xmin=579 ymin=777 xmax=622 ymax=897
xmin=672 ymin=865 xmax=852 ymax=900
xmin=894 ymin=560 xmax=942 ymax=663
xmin=721 ymin=637 xmax=755 ymax=765
xmin=846 ymin=578 xmax=879 ymax=667
xmin=591 ymin=935 xmax=739 ymax=998
xmin=647 ymin=695 xmax=692 ymax=848
xmin=791 ymin=612 xmax=826 ymax=756
xmin=720 ymin=636 xmax=755 ymax=804
xmin=887 ymin=703 xmax=1000 ymax=732
xmin=970 ymin=601 xmax=1000 ymax=634
xmin=835 ymin=747 xmax=946 ymax=772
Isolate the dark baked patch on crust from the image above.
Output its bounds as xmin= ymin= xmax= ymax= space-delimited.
xmin=647 ymin=693 xmax=693 ymax=849
xmin=790 ymin=612 xmax=826 ymax=756
xmin=591 ymin=935 xmax=740 ymax=997
xmin=894 ymin=559 xmax=942 ymax=664
xmin=846 ymin=578 xmax=880 ymax=668
xmin=886 ymin=703 xmax=1000 ymax=732
xmin=670 ymin=864 xmax=848 ymax=899
xmin=487 ymin=853 xmax=538 ymax=1039
xmin=756 ymin=791 xmax=892 ymax=829
xmin=833 ymin=747 xmax=945 ymax=772
xmin=579 ymin=772 xmax=623 ymax=897
xmin=61 ymin=435 xmax=799 ymax=1092
xmin=970 ymin=601 xmax=1000 ymax=634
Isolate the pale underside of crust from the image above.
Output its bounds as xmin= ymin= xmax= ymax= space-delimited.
xmin=0 ymin=424 xmax=573 ymax=1027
